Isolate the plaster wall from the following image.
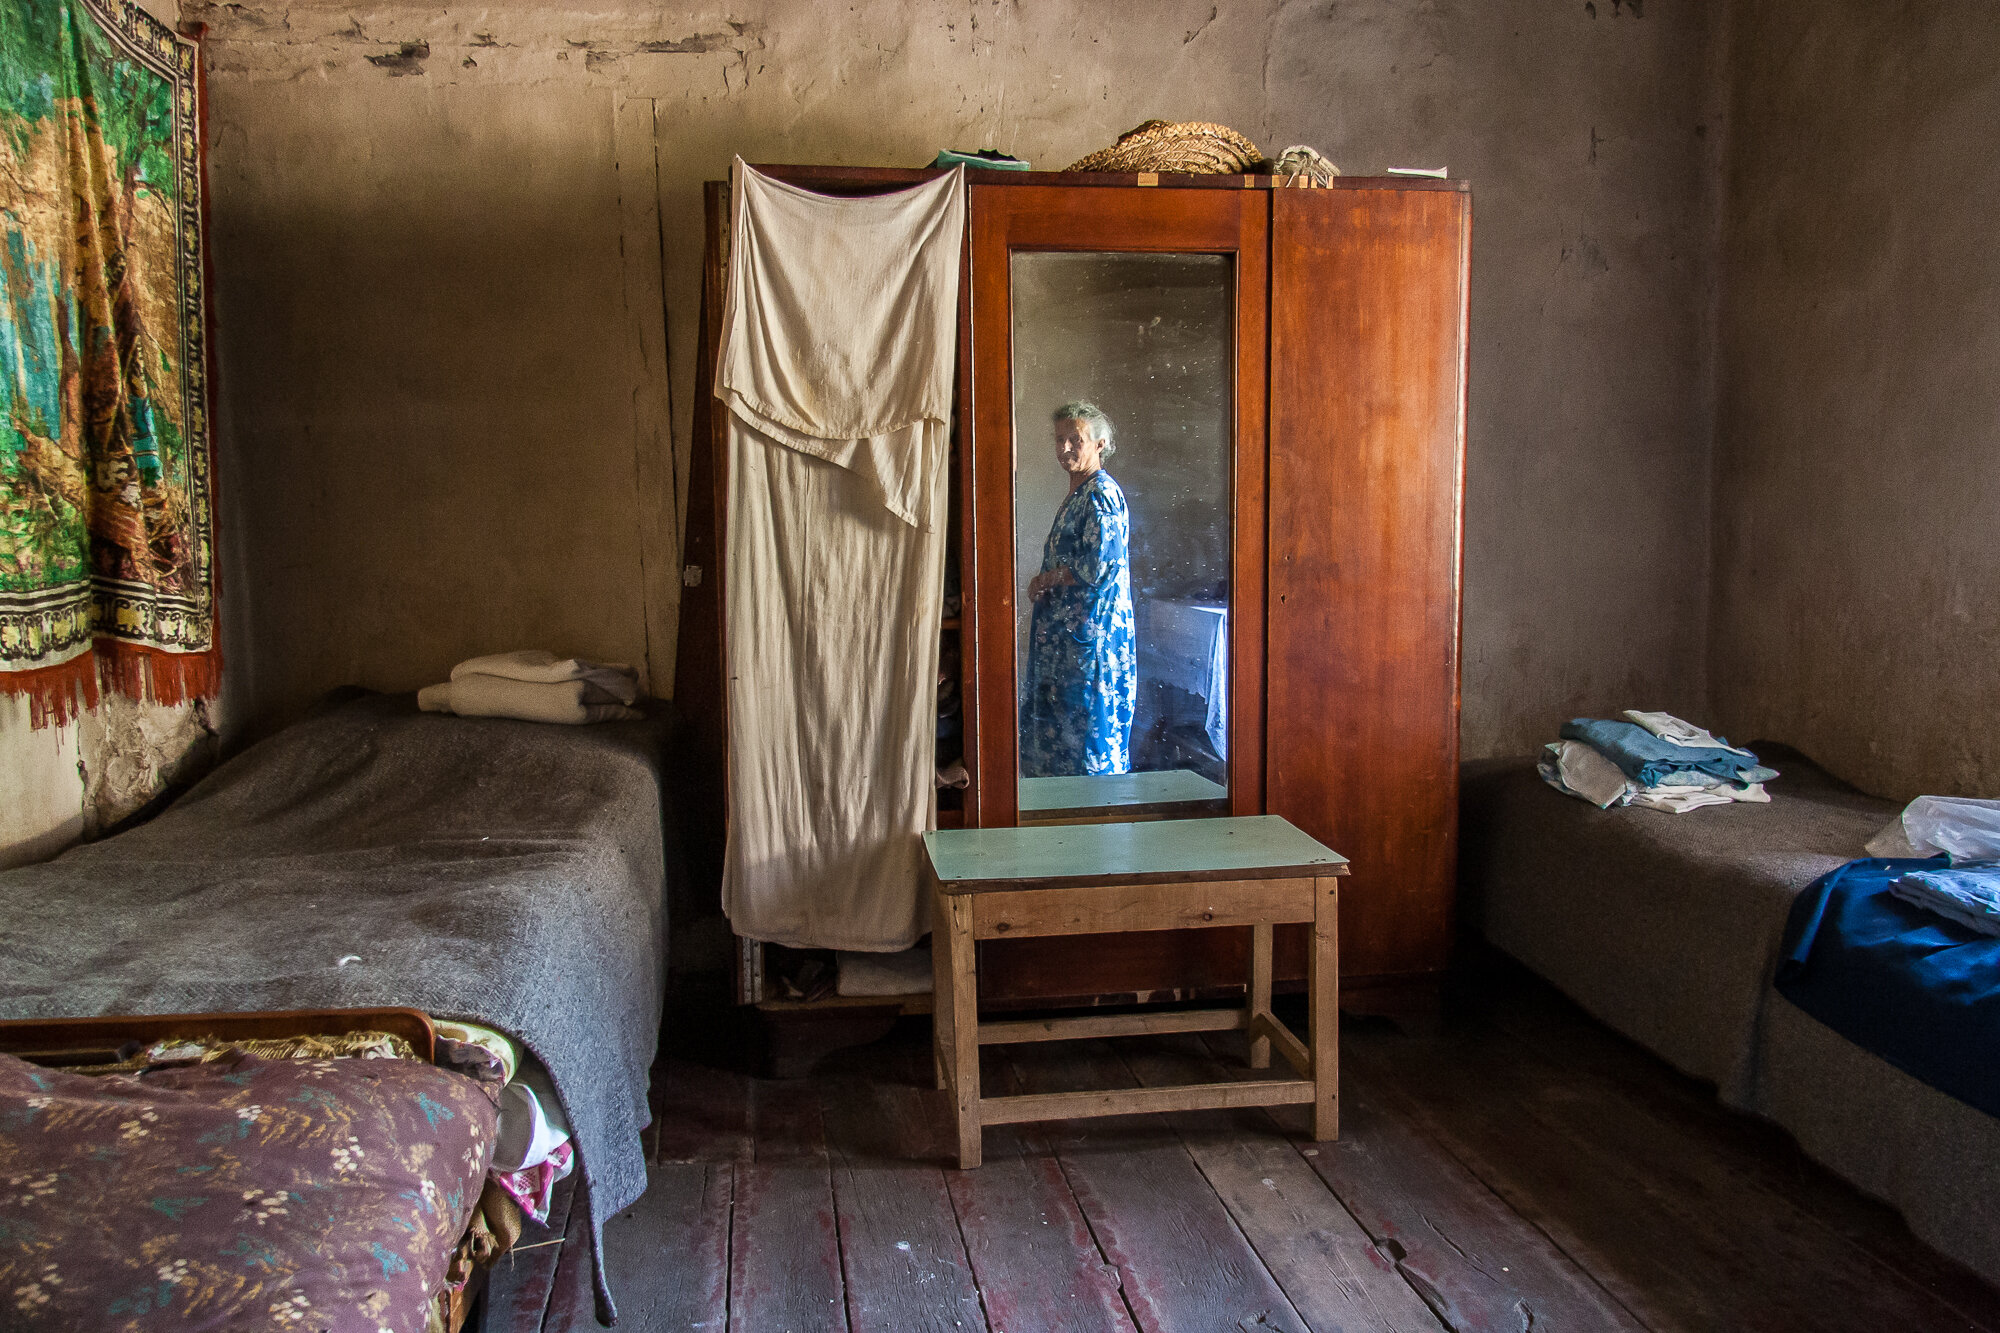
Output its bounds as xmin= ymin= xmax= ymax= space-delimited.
xmin=1711 ymin=0 xmax=2000 ymax=799
xmin=0 ymin=700 xmax=82 ymax=870
xmin=184 ymin=0 xmax=1729 ymax=761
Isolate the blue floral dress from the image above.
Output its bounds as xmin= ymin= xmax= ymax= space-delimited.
xmin=1021 ymin=470 xmax=1137 ymax=776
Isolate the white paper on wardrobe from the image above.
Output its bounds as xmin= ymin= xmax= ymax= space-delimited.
xmin=717 ymin=159 xmax=963 ymax=952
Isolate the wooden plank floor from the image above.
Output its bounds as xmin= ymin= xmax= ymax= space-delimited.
xmin=494 ymin=957 xmax=2000 ymax=1332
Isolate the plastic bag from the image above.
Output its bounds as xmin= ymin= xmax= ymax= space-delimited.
xmin=1863 ymin=817 xmax=1923 ymax=858
xmin=1867 ymin=795 xmax=2000 ymax=863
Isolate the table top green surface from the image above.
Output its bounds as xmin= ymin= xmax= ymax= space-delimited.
xmin=924 ymin=814 xmax=1347 ymax=890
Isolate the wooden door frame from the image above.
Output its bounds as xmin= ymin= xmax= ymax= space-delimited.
xmin=966 ymin=184 xmax=1270 ymax=828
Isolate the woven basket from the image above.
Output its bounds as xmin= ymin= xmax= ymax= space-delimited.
xmin=1064 ymin=119 xmax=1266 ymax=175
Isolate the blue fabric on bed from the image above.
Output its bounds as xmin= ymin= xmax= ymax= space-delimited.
xmin=1777 ymin=857 xmax=2000 ymax=1120
xmin=1559 ymin=717 xmax=1765 ymax=787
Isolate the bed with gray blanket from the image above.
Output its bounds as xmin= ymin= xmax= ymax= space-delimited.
xmin=1462 ymin=744 xmax=2000 ymax=1289
xmin=0 ymin=692 xmax=677 ymax=1325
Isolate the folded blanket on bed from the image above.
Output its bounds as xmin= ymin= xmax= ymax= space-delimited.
xmin=1539 ymin=740 xmax=1772 ymax=812
xmin=1891 ymin=867 xmax=2000 ymax=937
xmin=419 ymin=675 xmax=641 ymax=724
xmin=453 ymin=650 xmax=640 ymax=706
xmin=1562 ymin=717 xmax=1767 ymax=788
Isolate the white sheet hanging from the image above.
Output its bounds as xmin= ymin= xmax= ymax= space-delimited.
xmin=717 ymin=160 xmax=963 ymax=530
xmin=717 ymin=161 xmax=963 ymax=951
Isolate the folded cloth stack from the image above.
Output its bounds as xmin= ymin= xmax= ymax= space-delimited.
xmin=1890 ymin=866 xmax=2000 ymax=937
xmin=418 ymin=649 xmax=642 ymax=724
xmin=1538 ymin=710 xmax=1779 ymax=813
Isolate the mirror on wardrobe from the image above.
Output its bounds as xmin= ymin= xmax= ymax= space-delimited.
xmin=1010 ymin=250 xmax=1234 ymax=821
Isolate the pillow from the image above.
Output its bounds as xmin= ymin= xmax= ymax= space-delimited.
xmin=0 ymin=1048 xmax=495 ymax=1332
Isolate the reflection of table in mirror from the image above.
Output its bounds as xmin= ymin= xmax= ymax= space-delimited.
xmin=1018 ymin=769 xmax=1228 ymax=823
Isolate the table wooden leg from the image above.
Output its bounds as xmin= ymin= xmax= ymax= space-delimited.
xmin=1309 ymin=875 xmax=1339 ymax=1142
xmin=942 ymin=892 xmax=983 ymax=1168
xmin=1248 ymin=922 xmax=1273 ymax=1070
xmin=931 ymin=877 xmax=953 ymax=1093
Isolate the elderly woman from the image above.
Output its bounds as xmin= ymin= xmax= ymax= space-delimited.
xmin=1021 ymin=401 xmax=1137 ymax=776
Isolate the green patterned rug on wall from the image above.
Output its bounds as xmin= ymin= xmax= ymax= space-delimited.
xmin=0 ymin=0 xmax=216 ymax=727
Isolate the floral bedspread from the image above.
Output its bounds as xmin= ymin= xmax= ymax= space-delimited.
xmin=0 ymin=1049 xmax=495 ymax=1332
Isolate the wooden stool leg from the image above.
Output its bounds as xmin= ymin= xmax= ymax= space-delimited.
xmin=1248 ymin=922 xmax=1273 ymax=1069
xmin=1309 ymin=876 xmax=1339 ymax=1141
xmin=931 ymin=879 xmax=954 ymax=1093
xmin=942 ymin=893 xmax=983 ymax=1169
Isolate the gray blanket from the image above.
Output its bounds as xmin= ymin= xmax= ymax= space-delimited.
xmin=0 ymin=692 xmax=676 ymax=1325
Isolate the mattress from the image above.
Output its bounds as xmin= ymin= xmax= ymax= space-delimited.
xmin=1461 ymin=744 xmax=1890 ymax=1101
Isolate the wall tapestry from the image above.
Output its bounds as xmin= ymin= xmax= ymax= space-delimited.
xmin=0 ymin=0 xmax=215 ymax=728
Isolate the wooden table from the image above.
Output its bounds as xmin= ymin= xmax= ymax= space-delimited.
xmin=924 ymin=815 xmax=1349 ymax=1168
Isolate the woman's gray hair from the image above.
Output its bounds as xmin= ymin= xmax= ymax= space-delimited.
xmin=1053 ymin=400 xmax=1116 ymax=458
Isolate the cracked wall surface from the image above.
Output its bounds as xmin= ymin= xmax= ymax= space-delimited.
xmin=182 ymin=0 xmax=1728 ymax=762
xmin=1 ymin=692 xmax=219 ymax=866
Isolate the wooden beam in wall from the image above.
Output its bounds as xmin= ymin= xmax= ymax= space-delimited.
xmin=614 ymin=96 xmax=679 ymax=695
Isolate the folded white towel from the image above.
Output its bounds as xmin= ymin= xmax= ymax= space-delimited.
xmin=1629 ymin=786 xmax=1739 ymax=813
xmin=1621 ymin=710 xmax=1756 ymax=758
xmin=452 ymin=649 xmax=640 ymax=706
xmin=1541 ymin=739 xmax=1770 ymax=814
xmin=418 ymin=676 xmax=641 ymax=725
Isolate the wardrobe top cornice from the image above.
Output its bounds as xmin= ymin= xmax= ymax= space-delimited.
xmin=741 ymin=163 xmax=1470 ymax=195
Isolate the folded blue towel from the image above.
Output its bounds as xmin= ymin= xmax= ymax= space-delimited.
xmin=1559 ymin=718 xmax=1764 ymax=788
xmin=1890 ymin=868 xmax=2000 ymax=938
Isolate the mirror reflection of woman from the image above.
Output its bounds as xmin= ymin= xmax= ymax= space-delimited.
xmin=1021 ymin=402 xmax=1137 ymax=776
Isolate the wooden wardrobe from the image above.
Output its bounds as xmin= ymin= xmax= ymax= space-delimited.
xmin=677 ymin=164 xmax=1468 ymax=1017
